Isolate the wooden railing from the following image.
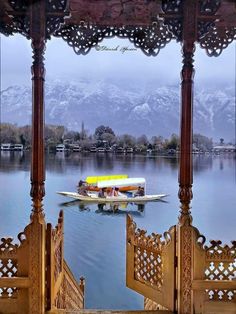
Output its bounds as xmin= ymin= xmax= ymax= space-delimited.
xmin=0 ymin=231 xmax=29 ymax=313
xmin=46 ymin=211 xmax=64 ymax=310
xmin=0 ymin=210 xmax=85 ymax=313
xmin=62 ymin=261 xmax=85 ymax=310
xmin=46 ymin=210 xmax=85 ymax=312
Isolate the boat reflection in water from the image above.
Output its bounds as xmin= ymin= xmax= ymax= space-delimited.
xmin=59 ymin=200 xmax=148 ymax=216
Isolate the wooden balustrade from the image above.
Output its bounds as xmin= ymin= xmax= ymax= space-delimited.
xmin=62 ymin=261 xmax=85 ymax=310
xmin=0 ymin=210 xmax=84 ymax=313
xmin=46 ymin=210 xmax=85 ymax=312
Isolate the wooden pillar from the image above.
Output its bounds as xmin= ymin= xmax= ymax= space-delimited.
xmin=28 ymin=1 xmax=46 ymax=313
xmin=177 ymin=1 xmax=197 ymax=313
xmin=30 ymin=1 xmax=46 ymax=221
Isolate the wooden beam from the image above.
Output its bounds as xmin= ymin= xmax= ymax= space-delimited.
xmin=192 ymin=279 xmax=236 ymax=290
xmin=0 ymin=277 xmax=31 ymax=288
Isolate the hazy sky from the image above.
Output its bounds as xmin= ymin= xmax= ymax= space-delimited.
xmin=0 ymin=33 xmax=235 ymax=89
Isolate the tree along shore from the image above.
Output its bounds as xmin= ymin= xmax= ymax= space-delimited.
xmin=0 ymin=123 xmax=223 ymax=153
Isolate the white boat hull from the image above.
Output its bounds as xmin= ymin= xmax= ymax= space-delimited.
xmin=57 ymin=191 xmax=167 ymax=203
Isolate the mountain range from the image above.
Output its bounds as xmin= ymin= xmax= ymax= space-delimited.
xmin=0 ymin=79 xmax=235 ymax=141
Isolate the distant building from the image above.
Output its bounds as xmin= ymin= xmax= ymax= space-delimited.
xmin=213 ymin=145 xmax=235 ymax=153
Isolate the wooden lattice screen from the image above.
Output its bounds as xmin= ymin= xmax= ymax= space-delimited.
xmin=0 ymin=229 xmax=29 ymax=313
xmin=193 ymin=235 xmax=236 ymax=313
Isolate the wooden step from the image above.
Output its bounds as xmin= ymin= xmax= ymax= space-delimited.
xmin=51 ymin=310 xmax=173 ymax=314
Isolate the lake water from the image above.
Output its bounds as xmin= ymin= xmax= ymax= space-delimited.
xmin=0 ymin=151 xmax=235 ymax=310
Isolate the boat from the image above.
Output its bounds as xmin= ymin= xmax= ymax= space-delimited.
xmin=84 ymin=174 xmax=138 ymax=192
xmin=1 ymin=143 xmax=12 ymax=151
xmin=90 ymin=146 xmax=97 ymax=152
xmin=56 ymin=144 xmax=65 ymax=152
xmin=57 ymin=178 xmax=167 ymax=203
xmin=97 ymin=147 xmax=105 ymax=153
xmin=14 ymin=144 xmax=24 ymax=151
xmin=57 ymin=191 xmax=166 ymax=203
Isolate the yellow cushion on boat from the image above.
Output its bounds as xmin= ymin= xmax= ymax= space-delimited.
xmin=86 ymin=174 xmax=128 ymax=185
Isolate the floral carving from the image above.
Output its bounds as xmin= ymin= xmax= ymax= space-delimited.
xmin=199 ymin=25 xmax=236 ymax=56
xmin=182 ymin=227 xmax=192 ymax=314
xmin=54 ymin=22 xmax=172 ymax=56
xmin=205 ymin=240 xmax=236 ymax=261
xmin=0 ymin=238 xmax=18 ymax=255
xmin=47 ymin=0 xmax=67 ymax=12
xmin=204 ymin=240 xmax=236 ymax=301
xmin=162 ymin=0 xmax=183 ymax=14
xmin=69 ymin=0 xmax=160 ymax=25
xmin=199 ymin=0 xmax=221 ymax=14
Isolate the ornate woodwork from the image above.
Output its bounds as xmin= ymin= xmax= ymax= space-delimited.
xmin=130 ymin=217 xmax=236 ymax=313
xmin=0 ymin=230 xmax=29 ymax=313
xmin=46 ymin=210 xmax=85 ymax=311
xmin=204 ymin=240 xmax=236 ymax=302
xmin=46 ymin=210 xmax=64 ymax=310
xmin=30 ymin=0 xmax=46 ymax=220
xmin=0 ymin=0 xmax=236 ymax=57
xmin=68 ymin=0 xmax=161 ymax=26
xmin=0 ymin=1 xmax=236 ymax=313
xmin=55 ymin=22 xmax=173 ymax=56
xmin=0 ymin=238 xmax=18 ymax=299
xmin=193 ymin=231 xmax=236 ymax=313
xmin=126 ymin=215 xmax=176 ymax=311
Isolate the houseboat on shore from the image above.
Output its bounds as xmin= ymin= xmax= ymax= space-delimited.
xmin=125 ymin=147 xmax=134 ymax=153
xmin=1 ymin=143 xmax=24 ymax=151
xmin=56 ymin=144 xmax=66 ymax=152
xmin=1 ymin=143 xmax=12 ymax=151
xmin=14 ymin=144 xmax=24 ymax=151
xmin=97 ymin=147 xmax=106 ymax=153
xmin=90 ymin=146 xmax=97 ymax=153
xmin=116 ymin=147 xmax=125 ymax=154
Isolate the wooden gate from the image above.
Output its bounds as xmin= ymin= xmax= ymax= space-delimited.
xmin=126 ymin=215 xmax=176 ymax=311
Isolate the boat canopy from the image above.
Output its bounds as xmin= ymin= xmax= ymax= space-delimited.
xmin=86 ymin=174 xmax=128 ymax=185
xmin=97 ymin=178 xmax=146 ymax=188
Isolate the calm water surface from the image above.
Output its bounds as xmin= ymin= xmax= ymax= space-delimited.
xmin=0 ymin=152 xmax=235 ymax=309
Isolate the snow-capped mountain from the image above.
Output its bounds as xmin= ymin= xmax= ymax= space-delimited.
xmin=0 ymin=79 xmax=235 ymax=140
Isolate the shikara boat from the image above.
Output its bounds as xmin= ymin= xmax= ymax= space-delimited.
xmin=57 ymin=191 xmax=166 ymax=203
xmin=57 ymin=178 xmax=167 ymax=203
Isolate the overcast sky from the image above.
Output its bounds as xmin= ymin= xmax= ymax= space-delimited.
xmin=0 ymin=34 xmax=235 ymax=89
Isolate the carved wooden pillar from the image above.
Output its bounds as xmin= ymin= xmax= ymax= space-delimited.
xmin=177 ymin=1 xmax=197 ymax=313
xmin=28 ymin=1 xmax=46 ymax=313
xmin=30 ymin=5 xmax=46 ymax=222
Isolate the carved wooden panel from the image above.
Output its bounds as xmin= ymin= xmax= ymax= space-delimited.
xmin=55 ymin=22 xmax=173 ymax=56
xmin=0 ymin=231 xmax=29 ymax=314
xmin=204 ymin=241 xmax=236 ymax=303
xmin=126 ymin=215 xmax=176 ymax=311
xmin=68 ymin=0 xmax=161 ymax=26
xmin=0 ymin=238 xmax=18 ymax=299
xmin=0 ymin=238 xmax=19 ymax=299
xmin=193 ymin=229 xmax=236 ymax=313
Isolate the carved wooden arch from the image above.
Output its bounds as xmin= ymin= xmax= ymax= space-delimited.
xmin=0 ymin=0 xmax=235 ymax=57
